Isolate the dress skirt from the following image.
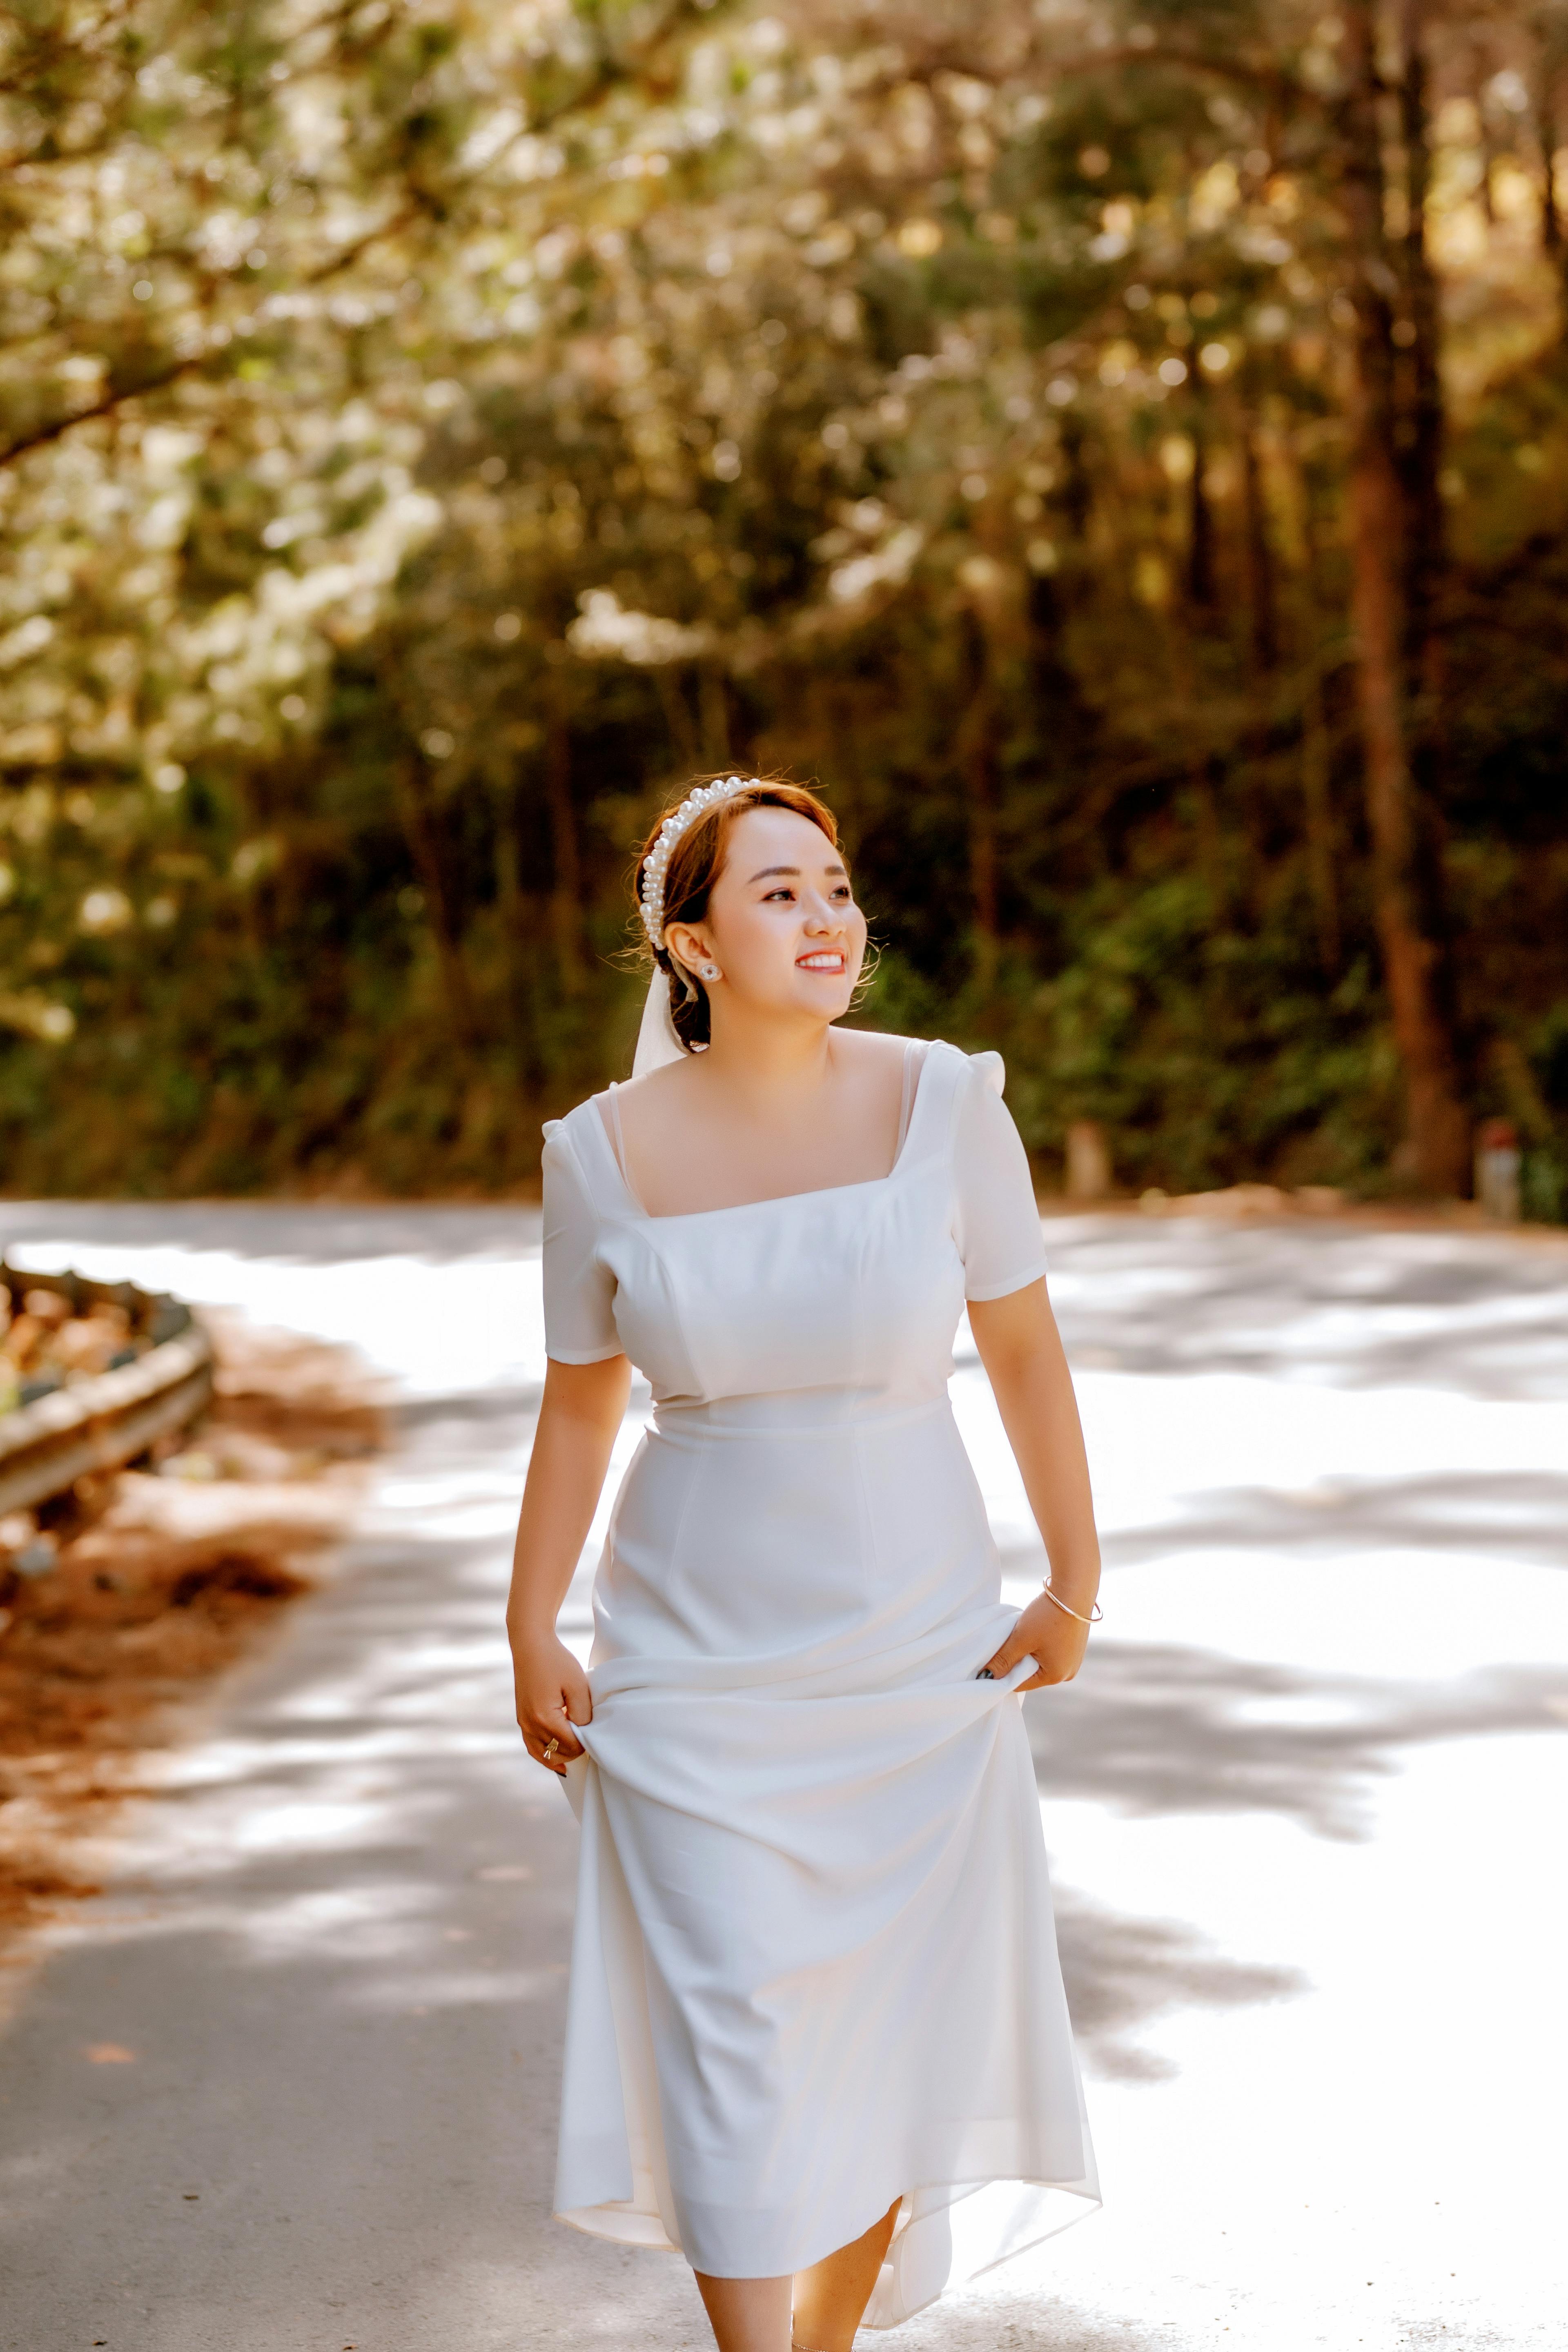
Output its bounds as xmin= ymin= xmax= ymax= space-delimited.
xmin=552 ymin=1394 xmax=1100 ymax=2327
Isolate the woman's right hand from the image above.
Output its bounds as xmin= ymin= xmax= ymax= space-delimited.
xmin=512 ymin=1630 xmax=593 ymax=1775
xmin=503 ymin=1358 xmax=628 ymax=1775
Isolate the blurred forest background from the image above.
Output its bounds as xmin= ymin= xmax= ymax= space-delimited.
xmin=1 ymin=0 xmax=1566 ymax=1204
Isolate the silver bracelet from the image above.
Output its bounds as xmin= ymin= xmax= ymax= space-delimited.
xmin=1040 ymin=1581 xmax=1102 ymax=1626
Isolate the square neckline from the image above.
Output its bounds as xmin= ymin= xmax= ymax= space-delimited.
xmin=598 ymin=1038 xmax=931 ymax=1224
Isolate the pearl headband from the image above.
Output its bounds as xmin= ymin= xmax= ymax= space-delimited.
xmin=639 ymin=774 xmax=758 ymax=949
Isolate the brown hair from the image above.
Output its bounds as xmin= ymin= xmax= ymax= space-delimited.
xmin=635 ymin=776 xmax=839 ymax=1052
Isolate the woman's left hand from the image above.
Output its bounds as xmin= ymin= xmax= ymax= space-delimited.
xmin=981 ymin=1589 xmax=1092 ymax=1691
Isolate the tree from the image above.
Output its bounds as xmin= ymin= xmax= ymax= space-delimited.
xmin=2 ymin=0 xmax=1565 ymax=1204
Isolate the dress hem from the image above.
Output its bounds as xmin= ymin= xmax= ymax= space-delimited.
xmin=552 ymin=2169 xmax=1101 ymax=2308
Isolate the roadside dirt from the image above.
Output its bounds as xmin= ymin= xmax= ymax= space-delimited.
xmin=0 ymin=1308 xmax=384 ymax=1967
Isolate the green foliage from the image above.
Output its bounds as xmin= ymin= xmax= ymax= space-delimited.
xmin=0 ymin=0 xmax=1566 ymax=1207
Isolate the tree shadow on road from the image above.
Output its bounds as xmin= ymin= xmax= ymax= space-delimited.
xmin=1020 ymin=1633 xmax=1566 ymax=2082
xmin=1027 ymin=1640 xmax=1566 ymax=1841
xmin=1092 ymin=1470 xmax=1568 ymax=1572
xmin=995 ymin=1452 xmax=1568 ymax=2056
xmin=1040 ymin=1213 xmax=1568 ymax=1400
xmin=1051 ymin=1882 xmax=1305 ymax=2083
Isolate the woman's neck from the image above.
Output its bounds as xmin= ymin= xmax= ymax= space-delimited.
xmin=695 ymin=1008 xmax=836 ymax=1119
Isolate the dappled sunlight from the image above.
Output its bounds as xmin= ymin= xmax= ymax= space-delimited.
xmin=1051 ymin=1884 xmax=1306 ymax=2086
xmin=1033 ymin=1642 xmax=1565 ymax=1839
xmin=1034 ymin=1213 xmax=1568 ymax=1399
xmin=0 ymin=1204 xmax=1563 ymax=2350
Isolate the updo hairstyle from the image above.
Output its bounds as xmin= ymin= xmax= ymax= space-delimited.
xmin=636 ymin=777 xmax=838 ymax=1053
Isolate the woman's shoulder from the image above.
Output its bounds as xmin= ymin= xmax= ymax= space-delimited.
xmin=842 ymin=1030 xmax=1005 ymax=1092
xmin=834 ymin=1026 xmax=969 ymax=1068
xmin=920 ymin=1037 xmax=1006 ymax=1096
xmin=546 ymin=1068 xmax=695 ymax=1194
xmin=542 ymin=1091 xmax=615 ymax=1157
xmin=832 ymin=1025 xmax=916 ymax=1071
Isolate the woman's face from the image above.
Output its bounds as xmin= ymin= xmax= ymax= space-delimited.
xmin=668 ymin=806 xmax=867 ymax=1028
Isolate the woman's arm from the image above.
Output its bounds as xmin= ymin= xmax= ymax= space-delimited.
xmin=969 ymin=1277 xmax=1101 ymax=1690
xmin=506 ymin=1353 xmax=632 ymax=1773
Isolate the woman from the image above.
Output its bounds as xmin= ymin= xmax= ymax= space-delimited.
xmin=506 ymin=776 xmax=1101 ymax=2352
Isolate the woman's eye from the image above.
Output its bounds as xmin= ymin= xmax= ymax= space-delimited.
xmin=762 ymin=887 xmax=795 ymax=902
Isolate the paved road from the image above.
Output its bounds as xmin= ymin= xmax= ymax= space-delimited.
xmin=0 ymin=1203 xmax=1564 ymax=2352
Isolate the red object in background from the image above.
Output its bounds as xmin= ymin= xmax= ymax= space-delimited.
xmin=1477 ymin=1117 xmax=1517 ymax=1153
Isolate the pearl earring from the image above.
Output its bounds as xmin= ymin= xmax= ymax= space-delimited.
xmin=702 ymin=963 xmax=720 ymax=981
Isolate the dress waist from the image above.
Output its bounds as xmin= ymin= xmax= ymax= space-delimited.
xmin=597 ymin=1386 xmax=1000 ymax=1682
xmin=649 ymin=1388 xmax=951 ymax=1442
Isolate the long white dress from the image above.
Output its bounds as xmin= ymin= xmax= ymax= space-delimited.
xmin=541 ymin=1036 xmax=1099 ymax=2328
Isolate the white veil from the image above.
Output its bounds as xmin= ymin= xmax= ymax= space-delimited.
xmin=632 ymin=970 xmax=688 ymax=1076
xmin=631 ymin=772 xmax=760 ymax=1078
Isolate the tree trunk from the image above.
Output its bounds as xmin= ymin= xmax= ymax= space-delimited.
xmin=1241 ymin=418 xmax=1277 ymax=673
xmin=490 ymin=747 xmax=529 ymax=1059
xmin=1350 ymin=473 xmax=1467 ymax=1192
xmin=1536 ymin=31 xmax=1566 ymax=316
xmin=958 ymin=608 xmax=999 ymax=998
xmin=1026 ymin=568 xmax=1066 ymax=693
xmin=1059 ymin=413 xmax=1091 ymax=545
xmin=655 ymin=664 xmax=698 ymax=773
xmin=1397 ymin=0 xmax=1446 ymax=711
xmin=1476 ymin=46 xmax=1499 ymax=226
xmin=1301 ymin=667 xmax=1340 ymax=976
xmin=395 ymin=760 xmax=480 ymax=1046
xmin=544 ymin=679 xmax=585 ymax=993
xmin=1539 ymin=62 xmax=1562 ymax=261
xmin=1186 ymin=409 xmax=1216 ymax=611
xmin=1342 ymin=0 xmax=1470 ymax=1193
xmin=1395 ymin=0 xmax=1459 ymax=1027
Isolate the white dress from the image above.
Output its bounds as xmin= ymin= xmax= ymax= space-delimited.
xmin=541 ymin=1037 xmax=1099 ymax=2327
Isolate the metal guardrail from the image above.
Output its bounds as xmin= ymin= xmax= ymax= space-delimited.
xmin=0 ymin=1265 xmax=215 ymax=1519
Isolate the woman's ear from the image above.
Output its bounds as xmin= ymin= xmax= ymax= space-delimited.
xmin=664 ymin=921 xmax=708 ymax=978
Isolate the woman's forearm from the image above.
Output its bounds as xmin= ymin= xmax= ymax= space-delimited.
xmin=993 ymin=1348 xmax=1100 ymax=1608
xmin=969 ymin=1282 xmax=1100 ymax=1610
xmin=507 ymin=1356 xmax=632 ymax=1641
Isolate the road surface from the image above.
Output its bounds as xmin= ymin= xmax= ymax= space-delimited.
xmin=0 ymin=1200 xmax=1564 ymax=2352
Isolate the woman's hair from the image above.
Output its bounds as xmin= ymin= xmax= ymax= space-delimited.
xmin=635 ymin=776 xmax=838 ymax=1052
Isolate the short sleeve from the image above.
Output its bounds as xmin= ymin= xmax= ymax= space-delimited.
xmin=952 ymin=1055 xmax=1047 ymax=1303
xmin=541 ymin=1123 xmax=623 ymax=1364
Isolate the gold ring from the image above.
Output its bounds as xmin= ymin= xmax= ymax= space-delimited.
xmin=541 ymin=1737 xmax=559 ymax=1762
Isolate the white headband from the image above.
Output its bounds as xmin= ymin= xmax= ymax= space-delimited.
xmin=639 ymin=775 xmax=758 ymax=949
